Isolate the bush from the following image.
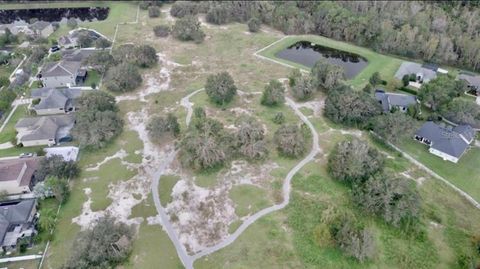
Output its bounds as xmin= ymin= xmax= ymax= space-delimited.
xmin=148 ymin=6 xmax=161 ymax=18
xmin=62 ymin=216 xmax=134 ymax=269
xmin=132 ymin=44 xmax=158 ymax=68
xmin=95 ymin=37 xmax=111 ymax=49
xmin=235 ymin=117 xmax=268 ymax=160
xmin=274 ymin=124 xmax=306 ymax=158
xmin=328 ymin=139 xmax=384 ymax=184
xmin=171 ymin=16 xmax=205 ymax=43
xmin=205 ymin=72 xmax=237 ymax=105
xmin=332 ymin=219 xmax=375 ymax=262
xmin=272 ymin=112 xmax=285 ymax=124
xmin=153 ymin=25 xmax=170 ymax=37
xmin=291 ymin=75 xmax=313 ymax=101
xmin=206 ymin=5 xmax=229 ymax=25
xmin=104 ymin=63 xmax=142 ymax=92
xmin=311 ymin=58 xmax=345 ymax=92
xmin=147 ymin=113 xmax=180 ymax=142
xmin=247 ymin=17 xmax=261 ymax=32
xmin=261 ymin=79 xmax=285 ymax=106
xmin=170 ymin=1 xmax=201 ymax=18
xmin=369 ymin=72 xmax=381 ymax=86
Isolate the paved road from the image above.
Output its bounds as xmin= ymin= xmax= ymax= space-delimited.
xmin=180 ymin=88 xmax=205 ymax=126
xmin=153 ymin=89 xmax=321 ymax=268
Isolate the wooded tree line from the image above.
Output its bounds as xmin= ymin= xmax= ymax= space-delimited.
xmin=171 ymin=1 xmax=480 ymax=71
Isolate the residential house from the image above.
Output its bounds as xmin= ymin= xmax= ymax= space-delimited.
xmin=2 ymin=21 xmax=32 ymax=36
xmin=15 ymin=114 xmax=75 ymax=147
xmin=58 ymin=35 xmax=77 ymax=49
xmin=40 ymin=60 xmax=83 ymax=88
xmin=394 ymin=62 xmax=447 ymax=88
xmin=0 ymin=199 xmax=37 ymax=252
xmin=31 ymin=88 xmax=83 ymax=115
xmin=374 ymin=90 xmax=417 ymax=112
xmin=458 ymin=73 xmax=480 ymax=96
xmin=28 ymin=21 xmax=54 ymax=38
xmin=44 ymin=146 xmax=79 ymax=162
xmin=58 ymin=28 xmax=103 ymax=48
xmin=414 ymin=121 xmax=475 ymax=163
xmin=0 ymin=158 xmax=41 ymax=195
xmin=62 ymin=48 xmax=99 ymax=63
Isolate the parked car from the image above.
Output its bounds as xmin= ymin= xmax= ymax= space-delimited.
xmin=50 ymin=45 xmax=60 ymax=53
xmin=19 ymin=152 xmax=34 ymax=158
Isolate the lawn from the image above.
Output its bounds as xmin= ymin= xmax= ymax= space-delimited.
xmin=0 ymin=104 xmax=29 ymax=144
xmin=398 ymin=137 xmax=480 ymax=202
xmin=84 ymin=69 xmax=101 ymax=88
xmin=257 ymin=35 xmax=403 ymax=89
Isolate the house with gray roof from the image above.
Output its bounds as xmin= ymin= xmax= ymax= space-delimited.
xmin=374 ymin=90 xmax=417 ymax=112
xmin=0 ymin=199 xmax=37 ymax=251
xmin=61 ymin=48 xmax=99 ymax=63
xmin=28 ymin=21 xmax=54 ymax=38
xmin=31 ymin=88 xmax=83 ymax=115
xmin=414 ymin=121 xmax=475 ymax=163
xmin=40 ymin=60 xmax=82 ymax=88
xmin=458 ymin=73 xmax=480 ymax=96
xmin=395 ymin=61 xmax=445 ymax=88
xmin=0 ymin=158 xmax=41 ymax=195
xmin=15 ymin=114 xmax=75 ymax=147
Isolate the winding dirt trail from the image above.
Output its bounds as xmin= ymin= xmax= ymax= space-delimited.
xmin=151 ymin=89 xmax=321 ymax=268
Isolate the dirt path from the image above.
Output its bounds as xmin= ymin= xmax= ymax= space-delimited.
xmin=151 ymin=90 xmax=321 ymax=268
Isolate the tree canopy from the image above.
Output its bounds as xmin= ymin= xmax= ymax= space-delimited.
xmin=104 ymin=63 xmax=142 ymax=92
xmin=274 ymin=124 xmax=306 ymax=158
xmin=172 ymin=15 xmax=205 ymax=43
xmin=261 ymin=79 xmax=285 ymax=106
xmin=371 ymin=111 xmax=415 ymax=143
xmin=418 ymin=75 xmax=465 ymax=111
xmin=311 ymin=58 xmax=345 ymax=92
xmin=205 ymin=72 xmax=237 ymax=105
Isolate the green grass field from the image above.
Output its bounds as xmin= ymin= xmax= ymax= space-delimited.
xmin=257 ymin=35 xmax=403 ymax=89
xmin=0 ymin=104 xmax=28 ymax=144
xmin=398 ymin=137 xmax=480 ymax=202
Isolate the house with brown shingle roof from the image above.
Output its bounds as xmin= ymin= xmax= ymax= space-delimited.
xmin=0 ymin=157 xmax=41 ymax=195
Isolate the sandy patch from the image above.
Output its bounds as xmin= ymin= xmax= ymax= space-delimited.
xmin=296 ymin=100 xmax=324 ymax=117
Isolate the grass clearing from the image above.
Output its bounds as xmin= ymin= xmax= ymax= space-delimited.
xmin=398 ymin=137 xmax=480 ymax=202
xmin=0 ymin=104 xmax=29 ymax=144
xmin=257 ymin=35 xmax=403 ymax=89
xmin=229 ymin=185 xmax=272 ymax=217
xmin=159 ymin=175 xmax=180 ymax=206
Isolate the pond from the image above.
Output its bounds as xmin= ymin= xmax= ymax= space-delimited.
xmin=0 ymin=7 xmax=109 ymax=24
xmin=275 ymin=41 xmax=368 ymax=79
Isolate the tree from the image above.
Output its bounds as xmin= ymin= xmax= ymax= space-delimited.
xmin=441 ymin=98 xmax=480 ymax=126
xmin=132 ymin=45 xmax=158 ymax=68
xmin=172 ymin=15 xmax=205 ymax=43
xmin=180 ymin=132 xmax=227 ymax=170
xmin=0 ymin=89 xmax=16 ymax=112
xmin=84 ymin=50 xmax=114 ymax=74
xmin=104 ymin=63 xmax=142 ymax=92
xmin=272 ymin=112 xmax=285 ymax=124
xmin=95 ymin=37 xmax=112 ymax=49
xmin=291 ymin=75 xmax=314 ymax=101
xmin=418 ymin=75 xmax=466 ymax=111
xmin=369 ymin=72 xmax=382 ymax=86
xmin=73 ymin=110 xmax=124 ymax=149
xmin=112 ymin=44 xmax=136 ymax=64
xmin=324 ymin=86 xmax=382 ymax=128
xmin=153 ymin=25 xmax=170 ymax=37
xmin=44 ymin=176 xmax=70 ymax=204
xmin=147 ymin=113 xmax=180 ymax=142
xmin=261 ymin=79 xmax=285 ymax=106
xmin=206 ymin=5 xmax=229 ymax=25
xmin=235 ymin=117 xmax=268 ymax=160
xmin=353 ymin=173 xmax=420 ymax=227
xmin=288 ymin=68 xmax=302 ymax=87
xmin=62 ymin=216 xmax=134 ymax=269
xmin=38 ymin=207 xmax=56 ymax=234
xmin=247 ymin=17 xmax=261 ymax=32
xmin=30 ymin=45 xmax=48 ymax=64
xmin=362 ymin=83 xmax=373 ymax=93
xmin=76 ymin=90 xmax=118 ymax=112
xmin=332 ymin=219 xmax=375 ymax=262
xmin=148 ymin=6 xmax=161 ymax=18
xmin=35 ymin=155 xmax=80 ymax=182
xmin=371 ymin=111 xmax=415 ymax=143
xmin=170 ymin=1 xmax=201 ymax=18
xmin=311 ymin=58 xmax=345 ymax=92
xmin=205 ymin=72 xmax=237 ymax=105
xmin=274 ymin=124 xmax=306 ymax=158
xmin=67 ymin=18 xmax=77 ymax=29
xmin=76 ymin=32 xmax=94 ymax=48
xmin=328 ymin=139 xmax=384 ymax=184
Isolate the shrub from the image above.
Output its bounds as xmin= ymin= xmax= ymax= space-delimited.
xmin=272 ymin=112 xmax=285 ymax=124
xmin=148 ymin=6 xmax=161 ymax=18
xmin=247 ymin=17 xmax=261 ymax=32
xmin=171 ymin=15 xmax=205 ymax=43
xmin=274 ymin=124 xmax=306 ymax=158
xmin=261 ymin=79 xmax=285 ymax=106
xmin=153 ymin=25 xmax=170 ymax=37
xmin=205 ymin=72 xmax=237 ymax=105
xmin=170 ymin=1 xmax=201 ymax=18
xmin=95 ymin=37 xmax=111 ymax=49
xmin=291 ymin=75 xmax=313 ymax=101
xmin=147 ymin=113 xmax=180 ymax=142
xmin=104 ymin=63 xmax=142 ymax=92
xmin=206 ymin=5 xmax=229 ymax=25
